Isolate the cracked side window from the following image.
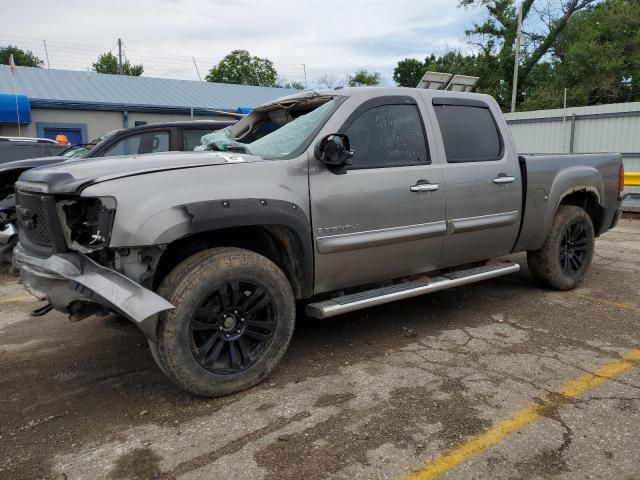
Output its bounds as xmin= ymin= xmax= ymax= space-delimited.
xmin=345 ymin=104 xmax=429 ymax=169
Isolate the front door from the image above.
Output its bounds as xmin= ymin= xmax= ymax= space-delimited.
xmin=309 ymin=94 xmax=446 ymax=294
xmin=432 ymin=97 xmax=522 ymax=267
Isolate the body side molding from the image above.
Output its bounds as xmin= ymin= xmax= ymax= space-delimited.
xmin=316 ymin=221 xmax=447 ymax=254
xmin=447 ymin=211 xmax=519 ymax=235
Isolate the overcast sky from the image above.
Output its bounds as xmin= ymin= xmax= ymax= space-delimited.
xmin=2 ymin=0 xmax=482 ymax=87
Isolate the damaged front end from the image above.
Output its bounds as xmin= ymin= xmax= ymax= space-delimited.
xmin=57 ymin=196 xmax=116 ymax=253
xmin=14 ymin=182 xmax=173 ymax=340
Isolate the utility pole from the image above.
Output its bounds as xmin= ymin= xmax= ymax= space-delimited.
xmin=117 ymin=38 xmax=123 ymax=74
xmin=510 ymin=2 xmax=523 ymax=113
xmin=43 ymin=40 xmax=51 ymax=69
xmin=562 ymin=88 xmax=568 ymax=152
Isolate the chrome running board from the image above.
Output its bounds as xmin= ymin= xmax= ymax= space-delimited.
xmin=306 ymin=262 xmax=520 ymax=319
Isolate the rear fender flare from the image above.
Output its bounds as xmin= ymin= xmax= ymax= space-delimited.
xmin=540 ymin=167 xmax=604 ymax=246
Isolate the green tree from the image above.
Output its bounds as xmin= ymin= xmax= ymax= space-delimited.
xmin=0 ymin=45 xmax=43 ymax=67
xmin=460 ymin=0 xmax=598 ymax=109
xmin=518 ymin=0 xmax=640 ymax=110
xmin=206 ymin=50 xmax=278 ymax=86
xmin=556 ymin=0 xmax=640 ymax=106
xmin=347 ymin=69 xmax=381 ymax=87
xmin=394 ymin=52 xmax=505 ymax=100
xmin=393 ymin=58 xmax=426 ymax=87
xmin=92 ymin=52 xmax=143 ymax=76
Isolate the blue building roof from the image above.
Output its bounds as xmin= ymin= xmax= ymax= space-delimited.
xmin=0 ymin=66 xmax=298 ymax=114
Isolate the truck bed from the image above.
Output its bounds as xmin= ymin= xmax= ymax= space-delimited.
xmin=514 ymin=153 xmax=622 ymax=252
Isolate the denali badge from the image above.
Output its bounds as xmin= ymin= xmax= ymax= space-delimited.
xmin=317 ymin=224 xmax=359 ymax=235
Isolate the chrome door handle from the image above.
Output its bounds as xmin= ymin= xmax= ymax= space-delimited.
xmin=410 ymin=183 xmax=440 ymax=192
xmin=493 ymin=176 xmax=515 ymax=184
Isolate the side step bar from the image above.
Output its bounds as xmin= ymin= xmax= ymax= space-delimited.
xmin=306 ymin=261 xmax=520 ymax=319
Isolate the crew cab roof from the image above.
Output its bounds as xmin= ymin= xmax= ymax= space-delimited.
xmin=260 ymin=86 xmax=496 ymax=107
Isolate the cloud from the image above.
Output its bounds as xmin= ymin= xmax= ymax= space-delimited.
xmin=1 ymin=0 xmax=480 ymax=86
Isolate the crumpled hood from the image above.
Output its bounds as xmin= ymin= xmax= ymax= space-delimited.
xmin=18 ymin=151 xmax=264 ymax=194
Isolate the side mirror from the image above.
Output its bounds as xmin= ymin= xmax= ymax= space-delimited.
xmin=314 ymin=134 xmax=354 ymax=173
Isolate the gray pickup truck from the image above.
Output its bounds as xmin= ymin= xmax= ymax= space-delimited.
xmin=13 ymin=88 xmax=623 ymax=396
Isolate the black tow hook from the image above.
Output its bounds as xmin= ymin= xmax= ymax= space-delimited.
xmin=31 ymin=303 xmax=54 ymax=317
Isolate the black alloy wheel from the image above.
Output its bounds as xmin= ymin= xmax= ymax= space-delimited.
xmin=152 ymin=247 xmax=296 ymax=397
xmin=559 ymin=220 xmax=590 ymax=276
xmin=527 ymin=205 xmax=595 ymax=291
xmin=190 ymin=280 xmax=276 ymax=374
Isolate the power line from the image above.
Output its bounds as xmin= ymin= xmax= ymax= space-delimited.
xmin=1 ymin=36 xmax=308 ymax=84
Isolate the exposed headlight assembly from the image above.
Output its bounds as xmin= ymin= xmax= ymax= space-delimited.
xmin=57 ymin=197 xmax=116 ymax=252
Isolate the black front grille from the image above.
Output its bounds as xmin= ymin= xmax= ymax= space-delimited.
xmin=16 ymin=191 xmax=53 ymax=247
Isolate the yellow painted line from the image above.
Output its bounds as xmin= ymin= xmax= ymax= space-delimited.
xmin=404 ymin=349 xmax=640 ymax=480
xmin=563 ymin=291 xmax=640 ymax=314
xmin=625 ymin=171 xmax=640 ymax=187
xmin=0 ymin=295 xmax=36 ymax=304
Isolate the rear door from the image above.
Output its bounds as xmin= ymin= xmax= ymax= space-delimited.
xmin=309 ymin=94 xmax=446 ymax=293
xmin=432 ymin=97 xmax=522 ymax=267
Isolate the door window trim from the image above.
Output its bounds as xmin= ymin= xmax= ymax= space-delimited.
xmin=338 ymin=95 xmax=431 ymax=169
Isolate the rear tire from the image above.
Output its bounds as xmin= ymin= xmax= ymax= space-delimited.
xmin=152 ymin=247 xmax=295 ymax=397
xmin=527 ymin=205 xmax=595 ymax=290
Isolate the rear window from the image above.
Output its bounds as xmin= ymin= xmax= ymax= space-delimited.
xmin=434 ymin=104 xmax=503 ymax=162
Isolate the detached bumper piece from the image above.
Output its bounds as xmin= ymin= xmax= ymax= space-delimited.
xmin=14 ymin=244 xmax=174 ymax=340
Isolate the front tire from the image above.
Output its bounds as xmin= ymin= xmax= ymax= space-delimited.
xmin=527 ymin=205 xmax=595 ymax=290
xmin=152 ymin=247 xmax=295 ymax=397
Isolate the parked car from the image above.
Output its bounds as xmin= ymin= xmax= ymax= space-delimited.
xmin=0 ymin=137 xmax=67 ymax=164
xmin=0 ymin=120 xmax=236 ymax=263
xmin=13 ymin=88 xmax=623 ymax=396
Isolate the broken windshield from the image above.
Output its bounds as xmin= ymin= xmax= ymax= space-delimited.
xmin=198 ymin=98 xmax=338 ymax=160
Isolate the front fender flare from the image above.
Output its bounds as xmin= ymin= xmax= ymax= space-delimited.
xmin=155 ymin=198 xmax=314 ymax=297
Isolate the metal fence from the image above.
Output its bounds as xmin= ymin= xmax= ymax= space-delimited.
xmin=504 ymin=102 xmax=640 ymax=199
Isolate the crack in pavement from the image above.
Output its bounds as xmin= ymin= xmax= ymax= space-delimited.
xmin=155 ymin=412 xmax=312 ymax=480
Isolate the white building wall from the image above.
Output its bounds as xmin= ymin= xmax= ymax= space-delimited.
xmin=0 ymin=109 xmax=121 ymax=140
xmin=0 ymin=108 xmax=235 ymax=141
